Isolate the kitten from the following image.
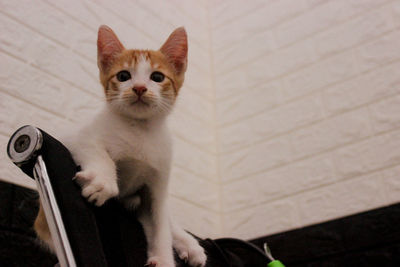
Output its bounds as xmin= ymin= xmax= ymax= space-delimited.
xmin=34 ymin=25 xmax=207 ymax=267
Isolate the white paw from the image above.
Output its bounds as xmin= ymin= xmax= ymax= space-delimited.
xmin=74 ymin=170 xmax=119 ymax=206
xmin=175 ymin=241 xmax=206 ymax=267
xmin=145 ymin=256 xmax=175 ymax=267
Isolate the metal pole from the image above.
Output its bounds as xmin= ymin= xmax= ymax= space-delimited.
xmin=33 ymin=155 xmax=77 ymax=267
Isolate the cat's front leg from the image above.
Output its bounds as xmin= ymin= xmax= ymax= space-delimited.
xmin=171 ymin=218 xmax=207 ymax=267
xmin=138 ymin=184 xmax=175 ymax=267
xmin=70 ymin=142 xmax=119 ymax=206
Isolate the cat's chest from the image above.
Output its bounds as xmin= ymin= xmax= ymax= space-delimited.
xmin=108 ymin=127 xmax=172 ymax=198
xmin=106 ymin=124 xmax=172 ymax=171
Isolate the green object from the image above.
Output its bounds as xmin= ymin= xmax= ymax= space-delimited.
xmin=268 ymin=260 xmax=285 ymax=267
xmin=264 ymin=243 xmax=285 ymax=267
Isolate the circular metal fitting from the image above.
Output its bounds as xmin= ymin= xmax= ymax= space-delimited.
xmin=7 ymin=125 xmax=43 ymax=165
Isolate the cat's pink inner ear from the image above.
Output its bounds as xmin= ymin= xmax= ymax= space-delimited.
xmin=97 ymin=25 xmax=124 ymax=71
xmin=160 ymin=27 xmax=188 ymax=74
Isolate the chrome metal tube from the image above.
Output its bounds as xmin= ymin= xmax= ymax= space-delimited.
xmin=33 ymin=155 xmax=76 ymax=267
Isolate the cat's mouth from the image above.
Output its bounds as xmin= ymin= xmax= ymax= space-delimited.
xmin=131 ymin=99 xmax=149 ymax=106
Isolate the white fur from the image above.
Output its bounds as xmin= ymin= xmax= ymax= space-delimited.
xmin=62 ymin=58 xmax=206 ymax=267
xmin=109 ymin=58 xmax=173 ymax=120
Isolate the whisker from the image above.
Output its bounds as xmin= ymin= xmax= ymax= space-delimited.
xmin=91 ymin=92 xmax=175 ymax=115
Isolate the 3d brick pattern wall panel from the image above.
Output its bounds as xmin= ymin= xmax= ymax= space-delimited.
xmin=211 ymin=0 xmax=400 ymax=239
xmin=1 ymin=0 xmax=400 ymax=241
xmin=0 ymin=0 xmax=219 ymax=238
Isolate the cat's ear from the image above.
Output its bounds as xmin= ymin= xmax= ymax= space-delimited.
xmin=160 ymin=27 xmax=188 ymax=75
xmin=97 ymin=25 xmax=124 ymax=71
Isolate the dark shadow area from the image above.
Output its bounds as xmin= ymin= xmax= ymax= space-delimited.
xmin=251 ymin=203 xmax=400 ymax=266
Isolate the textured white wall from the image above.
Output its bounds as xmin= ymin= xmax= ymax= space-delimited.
xmin=0 ymin=0 xmax=220 ymax=238
xmin=211 ymin=0 xmax=400 ymax=239
xmin=1 ymin=0 xmax=400 ymax=241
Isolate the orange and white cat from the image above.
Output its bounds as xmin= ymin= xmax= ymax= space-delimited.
xmin=35 ymin=25 xmax=207 ymax=267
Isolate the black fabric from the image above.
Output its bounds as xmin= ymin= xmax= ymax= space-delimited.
xmin=0 ymin=230 xmax=57 ymax=267
xmin=0 ymin=181 xmax=39 ymax=235
xmin=0 ymin=180 xmax=270 ymax=267
xmin=0 ymin=182 xmax=57 ymax=267
xmin=94 ymin=200 xmax=148 ymax=267
xmin=199 ymin=238 xmax=269 ymax=267
xmin=251 ymin=203 xmax=400 ymax=266
xmin=35 ymin=129 xmax=108 ymax=267
xmin=3 ymin=178 xmax=400 ymax=267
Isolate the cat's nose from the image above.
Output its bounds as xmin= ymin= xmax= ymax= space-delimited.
xmin=132 ymin=86 xmax=147 ymax=97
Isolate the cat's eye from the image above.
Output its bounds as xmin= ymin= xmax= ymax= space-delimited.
xmin=150 ymin=71 xmax=165 ymax=83
xmin=116 ymin=70 xmax=131 ymax=82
